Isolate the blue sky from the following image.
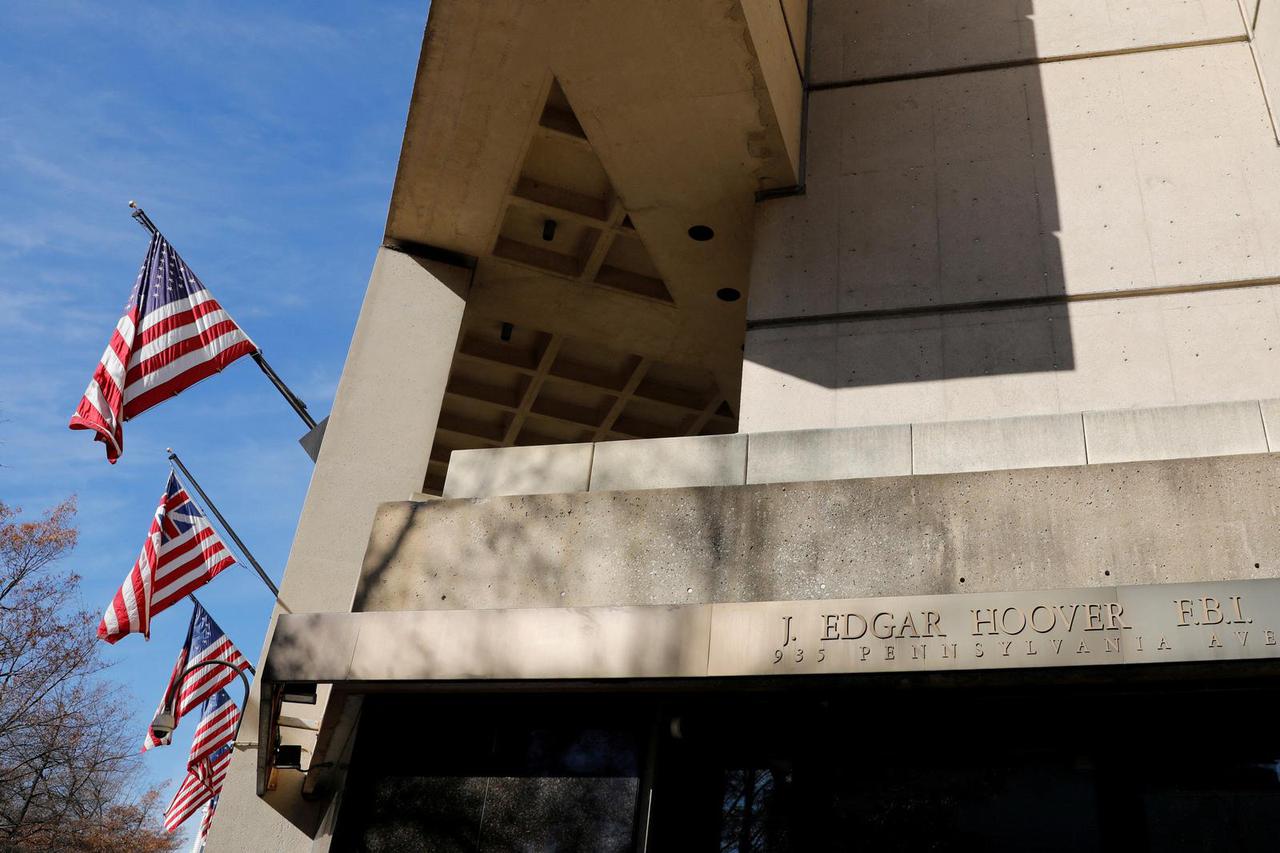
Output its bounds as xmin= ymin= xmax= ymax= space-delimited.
xmin=0 ymin=0 xmax=426 ymax=833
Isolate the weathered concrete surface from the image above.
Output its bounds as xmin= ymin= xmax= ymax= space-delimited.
xmin=808 ymin=0 xmax=1243 ymax=84
xmin=443 ymin=443 xmax=594 ymax=498
xmin=355 ymin=453 xmax=1280 ymax=614
xmin=208 ymin=249 xmax=470 ymax=853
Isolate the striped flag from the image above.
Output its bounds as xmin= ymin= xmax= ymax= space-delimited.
xmin=144 ymin=602 xmax=251 ymax=751
xmin=99 ymin=473 xmax=236 ymax=644
xmin=69 ymin=231 xmax=256 ymax=463
xmin=165 ymin=744 xmax=231 ymax=833
xmin=186 ymin=689 xmax=240 ymax=769
xmin=191 ymin=796 xmax=218 ymax=852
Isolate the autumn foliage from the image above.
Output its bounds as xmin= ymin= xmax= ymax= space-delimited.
xmin=0 ymin=498 xmax=178 ymax=851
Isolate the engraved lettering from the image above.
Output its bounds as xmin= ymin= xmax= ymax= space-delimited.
xmin=1107 ymin=603 xmax=1131 ymax=630
xmin=1029 ymin=605 xmax=1056 ymax=633
xmin=971 ymin=609 xmax=997 ymax=636
xmin=781 ymin=616 xmax=793 ymax=648
xmin=795 ymin=648 xmax=804 ymax=662
xmin=1267 ymin=630 xmax=1277 ymax=646
xmin=1230 ymin=595 xmax=1251 ymax=624
xmin=1050 ymin=638 xmax=1064 ymax=654
xmin=912 ymin=644 xmax=927 ymax=661
xmin=898 ymin=611 xmax=920 ymax=639
xmin=974 ymin=642 xmax=984 ymax=658
xmin=1076 ymin=640 xmax=1090 ymax=654
xmin=1157 ymin=636 xmax=1172 ymax=651
xmin=872 ymin=612 xmax=896 ymax=640
xmin=1085 ymin=604 xmax=1105 ymax=631
xmin=924 ymin=611 xmax=946 ymax=638
xmin=1202 ymin=597 xmax=1224 ymax=626
xmin=1235 ymin=632 xmax=1248 ymax=647
xmin=817 ymin=647 xmax=826 ymax=662
xmin=941 ymin=643 xmax=958 ymax=659
xmin=885 ymin=645 xmax=895 ymax=661
xmin=1000 ymin=607 xmax=1027 ymax=636
xmin=859 ymin=646 xmax=871 ymax=661
xmin=845 ymin=613 xmax=868 ymax=640
xmin=822 ymin=615 xmax=839 ymax=641
xmin=1025 ymin=640 xmax=1037 ymax=655
xmin=773 ymin=649 xmax=783 ymax=664
xmin=1209 ymin=634 xmax=1223 ymax=649
xmin=1105 ymin=637 xmax=1120 ymax=653
xmin=1058 ymin=604 xmax=1082 ymax=631
xmin=1176 ymin=599 xmax=1196 ymax=627
xmin=1136 ymin=635 xmax=1144 ymax=652
xmin=999 ymin=641 xmax=1012 ymax=657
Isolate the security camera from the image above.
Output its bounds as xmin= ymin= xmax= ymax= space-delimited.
xmin=150 ymin=711 xmax=177 ymax=740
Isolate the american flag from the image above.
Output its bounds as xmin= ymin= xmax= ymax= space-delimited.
xmin=191 ymin=796 xmax=218 ymax=853
xmin=165 ymin=744 xmax=231 ymax=833
xmin=69 ymin=231 xmax=256 ymax=463
xmin=99 ymin=473 xmax=236 ymax=644
xmin=186 ymin=688 xmax=240 ymax=770
xmin=144 ymin=601 xmax=251 ymax=751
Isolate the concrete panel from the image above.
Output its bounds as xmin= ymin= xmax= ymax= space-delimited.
xmin=442 ymin=443 xmax=594 ymax=499
xmin=1135 ymin=135 xmax=1269 ymax=288
xmin=1084 ymin=400 xmax=1268 ymax=463
xmin=209 ymin=248 xmax=469 ymax=853
xmin=838 ymin=169 xmax=940 ymax=312
xmin=937 ymin=307 xmax=1063 ymax=421
xmin=1261 ymin=398 xmax=1280 ymax=450
xmin=1051 ymin=303 xmax=1177 ymax=413
xmin=808 ymin=0 xmax=1244 ymax=84
xmin=356 ymin=453 xmax=1280 ymax=614
xmin=912 ymin=413 xmax=1086 ymax=475
xmin=752 ymin=44 xmax=1278 ymax=332
xmin=936 ymin=153 xmax=1046 ymax=304
xmin=746 ymin=424 xmax=912 ymax=484
xmin=1161 ymin=288 xmax=1280 ymax=404
xmin=589 ymin=433 xmax=747 ymax=492
xmin=741 ymin=326 xmax=838 ymax=432
xmin=833 ymin=316 xmax=946 ymax=427
xmin=341 ymin=605 xmax=712 ymax=681
xmin=747 ymin=187 xmax=838 ymax=321
xmin=1257 ymin=0 xmax=1280 ymax=126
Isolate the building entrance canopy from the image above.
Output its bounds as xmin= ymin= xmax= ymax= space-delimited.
xmin=259 ymin=577 xmax=1280 ymax=796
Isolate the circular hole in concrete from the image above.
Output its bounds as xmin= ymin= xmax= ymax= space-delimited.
xmin=716 ymin=287 xmax=741 ymax=302
xmin=688 ymin=225 xmax=714 ymax=241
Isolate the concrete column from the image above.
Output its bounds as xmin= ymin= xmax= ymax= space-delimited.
xmin=207 ymin=247 xmax=470 ymax=852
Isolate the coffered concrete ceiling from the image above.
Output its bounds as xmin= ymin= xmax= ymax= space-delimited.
xmin=382 ymin=0 xmax=804 ymax=492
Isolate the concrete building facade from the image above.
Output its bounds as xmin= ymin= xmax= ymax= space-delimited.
xmin=211 ymin=2 xmax=1280 ymax=850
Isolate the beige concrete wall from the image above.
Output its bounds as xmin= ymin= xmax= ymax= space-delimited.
xmin=743 ymin=33 xmax=1280 ymax=432
xmin=1254 ymin=0 xmax=1280 ymax=110
xmin=358 ymin=453 xmax=1280 ymax=614
xmin=743 ymin=284 xmax=1280 ymax=429
xmin=443 ymin=398 xmax=1279 ymax=496
xmin=809 ymin=0 xmax=1246 ymax=84
xmin=207 ymin=248 xmax=469 ymax=852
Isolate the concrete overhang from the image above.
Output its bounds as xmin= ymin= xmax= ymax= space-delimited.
xmin=381 ymin=1 xmax=808 ymax=491
xmin=257 ymin=452 xmax=1280 ymax=797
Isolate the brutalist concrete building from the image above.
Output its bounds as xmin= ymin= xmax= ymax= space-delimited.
xmin=213 ymin=2 xmax=1280 ymax=850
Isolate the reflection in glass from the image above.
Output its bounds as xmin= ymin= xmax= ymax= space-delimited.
xmin=719 ymin=768 xmax=790 ymax=852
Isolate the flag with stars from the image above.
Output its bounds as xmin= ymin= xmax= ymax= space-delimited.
xmin=99 ymin=473 xmax=236 ymax=644
xmin=143 ymin=601 xmax=251 ymax=751
xmin=164 ymin=744 xmax=231 ymax=833
xmin=69 ymin=231 xmax=256 ymax=462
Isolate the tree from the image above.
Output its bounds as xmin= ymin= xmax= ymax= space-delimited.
xmin=0 ymin=498 xmax=178 ymax=852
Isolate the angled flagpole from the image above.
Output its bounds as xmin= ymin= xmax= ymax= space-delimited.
xmin=128 ymin=201 xmax=318 ymax=431
xmin=167 ymin=447 xmax=280 ymax=599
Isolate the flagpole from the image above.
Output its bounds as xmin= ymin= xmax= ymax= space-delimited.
xmin=167 ymin=448 xmax=281 ymax=599
xmin=128 ymin=201 xmax=319 ymax=431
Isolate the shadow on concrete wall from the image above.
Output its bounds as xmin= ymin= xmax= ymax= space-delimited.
xmin=748 ymin=0 xmax=1072 ymax=390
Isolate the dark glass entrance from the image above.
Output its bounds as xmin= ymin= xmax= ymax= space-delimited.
xmin=332 ymin=669 xmax=1280 ymax=852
